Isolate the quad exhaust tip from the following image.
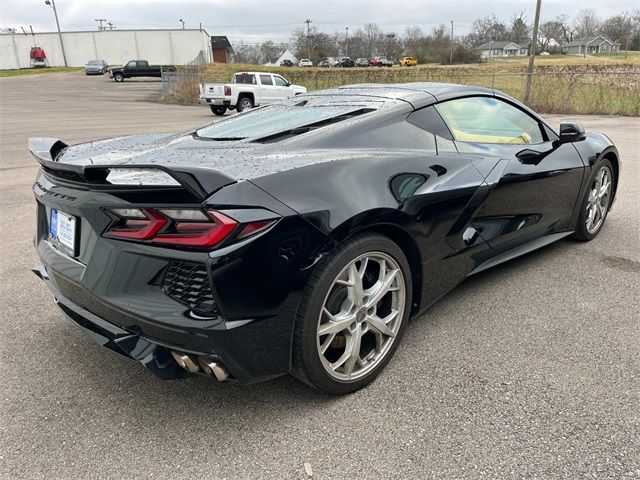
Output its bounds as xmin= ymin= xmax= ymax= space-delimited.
xmin=170 ymin=350 xmax=229 ymax=381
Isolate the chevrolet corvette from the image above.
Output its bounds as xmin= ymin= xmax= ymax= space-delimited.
xmin=31 ymin=83 xmax=619 ymax=394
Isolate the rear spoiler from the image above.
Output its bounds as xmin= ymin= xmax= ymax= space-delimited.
xmin=28 ymin=138 xmax=236 ymax=200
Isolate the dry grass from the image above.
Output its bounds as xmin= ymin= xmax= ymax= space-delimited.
xmin=164 ymin=60 xmax=640 ymax=116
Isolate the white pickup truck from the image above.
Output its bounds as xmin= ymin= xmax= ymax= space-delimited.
xmin=199 ymin=72 xmax=307 ymax=116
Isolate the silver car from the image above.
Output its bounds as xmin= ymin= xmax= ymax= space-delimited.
xmin=85 ymin=60 xmax=108 ymax=75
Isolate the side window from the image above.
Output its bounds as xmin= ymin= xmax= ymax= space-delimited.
xmin=435 ymin=96 xmax=545 ymax=144
xmin=136 ymin=61 xmax=147 ymax=69
xmin=273 ymin=76 xmax=288 ymax=86
xmin=259 ymin=75 xmax=273 ymax=85
xmin=126 ymin=61 xmax=136 ymax=68
xmin=407 ymin=106 xmax=453 ymax=140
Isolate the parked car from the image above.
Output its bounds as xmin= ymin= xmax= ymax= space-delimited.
xmin=108 ymin=60 xmax=176 ymax=82
xmin=298 ymin=58 xmax=313 ymax=67
xmin=370 ymin=57 xmax=393 ymax=67
xmin=280 ymin=59 xmax=294 ymax=67
xmin=29 ymin=83 xmax=620 ymax=394
xmin=31 ymin=59 xmax=47 ymax=69
xmin=540 ymin=51 xmax=551 ymax=56
xmin=199 ymin=71 xmax=307 ymax=115
xmin=355 ymin=58 xmax=370 ymax=67
xmin=85 ymin=59 xmax=108 ymax=75
xmin=318 ymin=60 xmax=332 ymax=68
xmin=399 ymin=56 xmax=418 ymax=67
xmin=336 ymin=56 xmax=355 ymax=68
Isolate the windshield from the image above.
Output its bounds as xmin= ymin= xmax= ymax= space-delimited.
xmin=88 ymin=60 xmax=102 ymax=65
xmin=196 ymin=104 xmax=374 ymax=141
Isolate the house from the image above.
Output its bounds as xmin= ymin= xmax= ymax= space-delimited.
xmin=476 ymin=41 xmax=528 ymax=59
xmin=562 ymin=36 xmax=620 ymax=55
xmin=211 ymin=36 xmax=233 ymax=63
xmin=264 ymin=49 xmax=298 ymax=66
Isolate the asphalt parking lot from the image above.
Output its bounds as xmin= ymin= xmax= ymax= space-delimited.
xmin=0 ymin=72 xmax=638 ymax=479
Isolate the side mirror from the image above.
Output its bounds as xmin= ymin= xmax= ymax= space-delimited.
xmin=558 ymin=122 xmax=585 ymax=144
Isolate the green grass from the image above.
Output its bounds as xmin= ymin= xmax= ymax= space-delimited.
xmin=0 ymin=67 xmax=84 ymax=78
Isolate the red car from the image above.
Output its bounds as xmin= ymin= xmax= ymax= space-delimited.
xmin=370 ymin=57 xmax=393 ymax=67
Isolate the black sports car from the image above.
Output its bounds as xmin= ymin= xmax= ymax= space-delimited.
xmin=31 ymin=83 xmax=619 ymax=394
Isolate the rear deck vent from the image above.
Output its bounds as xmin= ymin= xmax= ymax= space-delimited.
xmin=162 ymin=262 xmax=219 ymax=317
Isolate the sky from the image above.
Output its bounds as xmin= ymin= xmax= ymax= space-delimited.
xmin=1 ymin=0 xmax=637 ymax=44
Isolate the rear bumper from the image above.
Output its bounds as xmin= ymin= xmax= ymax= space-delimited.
xmin=199 ymin=97 xmax=231 ymax=107
xmin=35 ymin=265 xmax=189 ymax=379
xmin=34 ymin=255 xmax=300 ymax=383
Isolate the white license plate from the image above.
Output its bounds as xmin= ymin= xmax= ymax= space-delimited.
xmin=50 ymin=209 xmax=77 ymax=255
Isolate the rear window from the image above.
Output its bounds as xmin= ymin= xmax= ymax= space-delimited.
xmin=233 ymin=73 xmax=256 ymax=84
xmin=195 ymin=104 xmax=375 ymax=141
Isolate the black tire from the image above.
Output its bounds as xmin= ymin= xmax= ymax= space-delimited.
xmin=113 ymin=72 xmax=124 ymax=82
xmin=236 ymin=96 xmax=253 ymax=112
xmin=572 ymin=157 xmax=615 ymax=241
xmin=292 ymin=233 xmax=412 ymax=395
xmin=210 ymin=105 xmax=227 ymax=116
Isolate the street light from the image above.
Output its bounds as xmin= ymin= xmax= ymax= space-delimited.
xmin=179 ymin=19 xmax=185 ymax=29
xmin=345 ymin=27 xmax=349 ymax=57
xmin=44 ymin=0 xmax=67 ymax=67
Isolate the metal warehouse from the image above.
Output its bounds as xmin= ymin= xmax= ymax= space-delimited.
xmin=0 ymin=28 xmax=212 ymax=69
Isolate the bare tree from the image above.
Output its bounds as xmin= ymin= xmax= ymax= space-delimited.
xmin=362 ymin=23 xmax=384 ymax=57
xmin=404 ymin=26 xmax=425 ymax=58
xmin=555 ymin=14 xmax=576 ymax=43
xmin=469 ymin=14 xmax=509 ymax=45
xmin=538 ymin=19 xmax=565 ymax=51
xmin=574 ymin=9 xmax=601 ymax=38
xmin=600 ymin=12 xmax=634 ymax=43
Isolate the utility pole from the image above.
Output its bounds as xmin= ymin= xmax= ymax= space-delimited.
xmin=345 ymin=27 xmax=349 ymax=57
xmin=179 ymin=19 xmax=186 ymax=29
xmin=449 ymin=20 xmax=454 ymax=64
xmin=45 ymin=0 xmax=67 ymax=67
xmin=94 ymin=18 xmax=106 ymax=30
xmin=304 ymin=19 xmax=312 ymax=59
xmin=107 ymin=22 xmax=114 ymax=30
xmin=524 ymin=0 xmax=542 ymax=104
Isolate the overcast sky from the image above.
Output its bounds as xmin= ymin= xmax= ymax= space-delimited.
xmin=1 ymin=0 xmax=637 ymax=43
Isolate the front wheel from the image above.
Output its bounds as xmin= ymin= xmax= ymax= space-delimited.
xmin=113 ymin=72 xmax=124 ymax=82
xmin=572 ymin=158 xmax=615 ymax=241
xmin=210 ymin=105 xmax=227 ymax=116
xmin=292 ymin=233 xmax=412 ymax=394
xmin=235 ymin=96 xmax=253 ymax=112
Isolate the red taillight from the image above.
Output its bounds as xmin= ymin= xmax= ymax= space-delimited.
xmin=153 ymin=211 xmax=237 ymax=247
xmin=105 ymin=209 xmax=167 ymax=240
xmin=104 ymin=208 xmax=275 ymax=249
xmin=224 ymin=86 xmax=231 ymax=96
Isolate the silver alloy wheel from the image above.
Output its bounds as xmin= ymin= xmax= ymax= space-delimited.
xmin=586 ymin=165 xmax=612 ymax=234
xmin=239 ymin=98 xmax=252 ymax=111
xmin=316 ymin=252 xmax=406 ymax=381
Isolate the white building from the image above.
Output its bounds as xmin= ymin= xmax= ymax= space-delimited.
xmin=0 ymin=28 xmax=212 ymax=70
xmin=263 ymin=49 xmax=298 ymax=66
xmin=476 ymin=41 xmax=528 ymax=59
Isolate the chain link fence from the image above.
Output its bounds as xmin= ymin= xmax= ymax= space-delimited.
xmin=162 ymin=67 xmax=640 ymax=116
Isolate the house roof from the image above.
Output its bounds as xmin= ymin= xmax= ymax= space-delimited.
xmin=476 ymin=41 xmax=523 ymax=50
xmin=563 ymin=36 xmax=620 ymax=47
xmin=211 ymin=36 xmax=234 ymax=53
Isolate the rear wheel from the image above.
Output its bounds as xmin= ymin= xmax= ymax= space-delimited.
xmin=113 ymin=72 xmax=124 ymax=82
xmin=572 ymin=158 xmax=615 ymax=241
xmin=210 ymin=105 xmax=227 ymax=116
xmin=292 ymin=233 xmax=412 ymax=394
xmin=236 ymin=96 xmax=253 ymax=113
